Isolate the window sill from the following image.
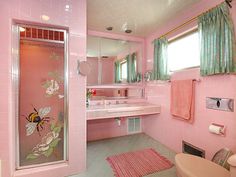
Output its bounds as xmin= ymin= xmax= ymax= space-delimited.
xmin=169 ymin=66 xmax=200 ymax=73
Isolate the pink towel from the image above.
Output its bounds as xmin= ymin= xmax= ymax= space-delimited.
xmin=170 ymin=79 xmax=195 ymax=123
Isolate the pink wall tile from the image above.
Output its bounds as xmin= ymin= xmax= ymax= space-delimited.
xmin=87 ymin=118 xmax=128 ymax=141
xmin=143 ymin=0 xmax=236 ymax=159
xmin=0 ymin=0 xmax=86 ymax=177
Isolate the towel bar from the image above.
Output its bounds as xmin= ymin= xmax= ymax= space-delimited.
xmin=168 ymin=79 xmax=201 ymax=82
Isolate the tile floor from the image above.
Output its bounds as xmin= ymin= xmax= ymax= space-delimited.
xmin=70 ymin=133 xmax=177 ymax=177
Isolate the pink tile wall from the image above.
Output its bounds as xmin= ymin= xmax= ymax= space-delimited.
xmin=143 ymin=0 xmax=236 ymax=159
xmin=87 ymin=118 xmax=128 ymax=141
xmin=0 ymin=0 xmax=86 ymax=177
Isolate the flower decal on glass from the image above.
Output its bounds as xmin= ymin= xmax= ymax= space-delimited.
xmin=26 ymin=124 xmax=62 ymax=160
xmin=42 ymin=80 xmax=60 ymax=97
xmin=58 ymin=94 xmax=64 ymax=99
xmin=42 ymin=71 xmax=64 ymax=98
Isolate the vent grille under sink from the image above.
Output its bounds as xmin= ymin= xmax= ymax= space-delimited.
xmin=127 ymin=117 xmax=141 ymax=134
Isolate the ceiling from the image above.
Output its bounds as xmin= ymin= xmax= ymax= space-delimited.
xmin=87 ymin=0 xmax=200 ymax=37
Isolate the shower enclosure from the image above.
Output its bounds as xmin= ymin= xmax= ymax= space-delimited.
xmin=13 ymin=24 xmax=68 ymax=169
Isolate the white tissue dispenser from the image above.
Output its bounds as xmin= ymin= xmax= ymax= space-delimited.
xmin=209 ymin=123 xmax=226 ymax=136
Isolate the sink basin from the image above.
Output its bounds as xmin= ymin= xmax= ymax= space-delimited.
xmin=107 ymin=106 xmax=144 ymax=113
xmin=87 ymin=102 xmax=161 ymax=120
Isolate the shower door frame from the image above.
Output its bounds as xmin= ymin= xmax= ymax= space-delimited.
xmin=12 ymin=22 xmax=69 ymax=170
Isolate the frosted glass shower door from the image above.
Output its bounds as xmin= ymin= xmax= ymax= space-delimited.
xmin=16 ymin=25 xmax=68 ymax=168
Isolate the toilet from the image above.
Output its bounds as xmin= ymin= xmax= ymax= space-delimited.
xmin=175 ymin=153 xmax=236 ymax=177
xmin=228 ymin=154 xmax=236 ymax=177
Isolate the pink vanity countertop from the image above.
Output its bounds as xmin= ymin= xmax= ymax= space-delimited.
xmin=87 ymin=103 xmax=161 ymax=120
xmin=87 ymin=84 xmax=144 ymax=89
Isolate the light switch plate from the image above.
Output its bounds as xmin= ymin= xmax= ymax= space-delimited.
xmin=206 ymin=97 xmax=234 ymax=112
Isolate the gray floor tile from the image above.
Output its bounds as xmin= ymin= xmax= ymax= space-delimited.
xmin=69 ymin=133 xmax=177 ymax=177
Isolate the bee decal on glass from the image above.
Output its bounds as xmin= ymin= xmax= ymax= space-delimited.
xmin=23 ymin=106 xmax=51 ymax=136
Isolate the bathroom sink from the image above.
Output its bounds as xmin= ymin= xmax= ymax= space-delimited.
xmin=105 ymin=104 xmax=130 ymax=108
xmin=107 ymin=106 xmax=144 ymax=113
xmin=87 ymin=102 xmax=161 ymax=120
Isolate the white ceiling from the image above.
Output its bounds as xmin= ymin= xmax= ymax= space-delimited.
xmin=87 ymin=0 xmax=200 ymax=37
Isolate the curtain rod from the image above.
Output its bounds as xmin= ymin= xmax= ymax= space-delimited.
xmin=153 ymin=1 xmax=232 ymax=42
xmin=226 ymin=0 xmax=233 ymax=8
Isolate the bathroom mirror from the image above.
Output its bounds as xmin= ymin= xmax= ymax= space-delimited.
xmin=87 ymin=36 xmax=143 ymax=85
xmin=14 ymin=24 xmax=68 ymax=168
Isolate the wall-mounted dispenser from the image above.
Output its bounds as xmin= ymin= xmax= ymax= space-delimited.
xmin=206 ymin=97 xmax=234 ymax=112
xmin=208 ymin=123 xmax=226 ymax=136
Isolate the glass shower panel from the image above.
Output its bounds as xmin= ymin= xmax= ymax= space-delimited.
xmin=17 ymin=25 xmax=67 ymax=168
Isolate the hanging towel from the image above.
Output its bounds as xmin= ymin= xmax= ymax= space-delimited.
xmin=170 ymin=79 xmax=195 ymax=122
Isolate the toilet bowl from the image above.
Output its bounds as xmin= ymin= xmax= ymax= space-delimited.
xmin=175 ymin=153 xmax=230 ymax=177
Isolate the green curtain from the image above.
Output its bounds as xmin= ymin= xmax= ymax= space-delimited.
xmin=114 ymin=60 xmax=121 ymax=83
xmin=126 ymin=55 xmax=131 ymax=83
xmin=198 ymin=2 xmax=236 ymax=76
xmin=153 ymin=37 xmax=170 ymax=80
xmin=127 ymin=53 xmax=137 ymax=83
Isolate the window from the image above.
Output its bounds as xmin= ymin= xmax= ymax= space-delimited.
xmin=168 ymin=30 xmax=200 ymax=71
xmin=120 ymin=60 xmax=127 ymax=80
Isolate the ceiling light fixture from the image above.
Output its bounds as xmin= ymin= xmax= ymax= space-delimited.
xmin=120 ymin=40 xmax=127 ymax=44
xmin=65 ymin=5 xmax=70 ymax=11
xmin=125 ymin=29 xmax=132 ymax=33
xmin=41 ymin=15 xmax=50 ymax=21
xmin=19 ymin=27 xmax=26 ymax=32
xmin=106 ymin=27 xmax=113 ymax=31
